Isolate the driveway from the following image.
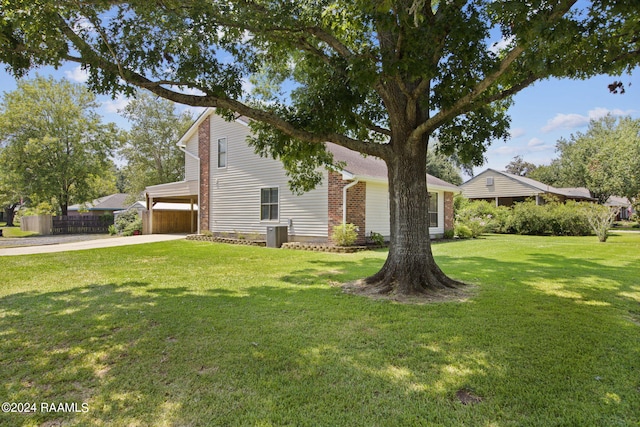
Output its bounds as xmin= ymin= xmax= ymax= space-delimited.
xmin=0 ymin=234 xmax=186 ymax=256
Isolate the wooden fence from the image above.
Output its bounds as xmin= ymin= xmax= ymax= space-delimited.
xmin=142 ymin=210 xmax=197 ymax=234
xmin=52 ymin=215 xmax=113 ymax=234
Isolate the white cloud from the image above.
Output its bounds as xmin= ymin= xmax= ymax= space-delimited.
xmin=542 ymin=107 xmax=636 ymax=133
xmin=241 ymin=77 xmax=254 ymax=95
xmin=509 ymin=127 xmax=526 ymax=138
xmin=492 ymin=145 xmax=520 ymax=155
xmin=64 ymin=66 xmax=89 ymax=83
xmin=490 ymin=36 xmax=515 ymax=54
xmin=102 ymin=94 xmax=131 ymax=113
xmin=527 ymin=137 xmax=553 ymax=152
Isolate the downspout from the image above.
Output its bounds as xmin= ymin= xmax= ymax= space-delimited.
xmin=342 ymin=178 xmax=360 ymax=227
xmin=179 ymin=144 xmax=201 ymax=234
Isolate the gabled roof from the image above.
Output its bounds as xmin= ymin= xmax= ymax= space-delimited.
xmin=462 ymin=169 xmax=596 ymax=200
xmin=179 ymin=109 xmax=460 ymax=191
xmin=177 ymin=107 xmax=249 ymax=147
xmin=326 ymin=142 xmax=460 ymax=191
xmin=68 ymin=193 xmax=130 ymax=211
xmin=605 ymin=196 xmax=632 ymax=207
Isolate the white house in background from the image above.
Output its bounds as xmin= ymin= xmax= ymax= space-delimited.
xmin=144 ymin=108 xmax=460 ymax=243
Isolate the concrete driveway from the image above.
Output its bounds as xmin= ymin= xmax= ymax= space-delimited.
xmin=0 ymin=234 xmax=186 ymax=256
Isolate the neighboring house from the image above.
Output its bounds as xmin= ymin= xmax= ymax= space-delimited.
xmin=67 ymin=193 xmax=130 ymax=216
xmin=144 ymin=108 xmax=460 ymax=243
xmin=460 ymin=169 xmax=596 ymax=206
xmin=605 ymin=196 xmax=634 ymax=220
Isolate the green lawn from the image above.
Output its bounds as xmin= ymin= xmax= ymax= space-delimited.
xmin=1 ymin=234 xmax=638 ymax=426
xmin=0 ymin=222 xmax=39 ymax=237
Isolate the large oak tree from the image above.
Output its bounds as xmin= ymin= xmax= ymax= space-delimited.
xmin=1 ymin=1 xmax=638 ymax=294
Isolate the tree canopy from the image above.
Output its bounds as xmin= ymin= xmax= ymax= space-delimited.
xmin=427 ymin=146 xmax=463 ymax=186
xmin=505 ymin=155 xmax=538 ymax=177
xmin=0 ymin=76 xmax=118 ymax=215
xmin=118 ymin=92 xmax=193 ymax=198
xmin=553 ymin=115 xmax=639 ymax=204
xmin=1 ymin=1 xmax=638 ymax=294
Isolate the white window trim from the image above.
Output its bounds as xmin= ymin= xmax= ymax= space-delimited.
xmin=217 ymin=137 xmax=228 ymax=169
xmin=259 ymin=186 xmax=280 ymax=222
xmin=428 ymin=192 xmax=438 ymax=229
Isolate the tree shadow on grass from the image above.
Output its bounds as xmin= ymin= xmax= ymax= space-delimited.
xmin=0 ymin=257 xmax=638 ymax=426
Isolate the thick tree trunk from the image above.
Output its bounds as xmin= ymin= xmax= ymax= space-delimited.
xmin=365 ymin=143 xmax=461 ymax=295
xmin=4 ymin=204 xmax=17 ymax=227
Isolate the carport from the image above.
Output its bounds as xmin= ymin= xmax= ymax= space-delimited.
xmin=144 ymin=180 xmax=199 ymax=234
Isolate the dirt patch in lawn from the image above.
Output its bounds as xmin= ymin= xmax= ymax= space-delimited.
xmin=335 ymin=279 xmax=476 ymax=304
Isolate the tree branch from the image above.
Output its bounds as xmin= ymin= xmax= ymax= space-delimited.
xmin=55 ymin=14 xmax=388 ymax=158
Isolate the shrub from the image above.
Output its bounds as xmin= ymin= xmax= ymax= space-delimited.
xmin=443 ymin=229 xmax=454 ymax=239
xmin=507 ymin=201 xmax=549 ymax=235
xmin=456 ymin=200 xmax=510 ymax=235
xmin=115 ymin=210 xmax=141 ymax=235
xmin=454 ymin=223 xmax=473 ymax=239
xmin=108 ymin=224 xmax=117 ymax=236
xmin=546 ymin=201 xmax=592 ymax=236
xmin=368 ymin=231 xmax=385 ymax=246
xmin=122 ymin=217 xmax=143 ymax=236
xmin=332 ymin=223 xmax=359 ymax=246
xmin=201 ymin=230 xmax=213 ymax=237
xmin=582 ymin=204 xmax=619 ymax=242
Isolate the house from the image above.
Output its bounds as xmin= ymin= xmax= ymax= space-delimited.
xmin=144 ymin=108 xmax=460 ymax=244
xmin=460 ymin=169 xmax=596 ymax=206
xmin=67 ymin=193 xmax=130 ymax=216
xmin=605 ymin=196 xmax=634 ymax=220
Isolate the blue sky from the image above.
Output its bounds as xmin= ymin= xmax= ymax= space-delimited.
xmin=1 ymin=64 xmax=638 ymax=178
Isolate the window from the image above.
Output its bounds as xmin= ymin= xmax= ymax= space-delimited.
xmin=428 ymin=192 xmax=438 ymax=227
xmin=217 ymin=137 xmax=227 ymax=168
xmin=260 ymin=188 xmax=279 ymax=221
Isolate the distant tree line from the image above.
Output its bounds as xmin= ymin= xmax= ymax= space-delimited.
xmin=0 ymin=77 xmax=192 ymax=222
xmin=504 ymin=115 xmax=640 ymax=209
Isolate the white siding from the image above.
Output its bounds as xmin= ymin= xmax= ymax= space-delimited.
xmin=184 ymin=133 xmax=199 ymax=181
xmin=365 ymin=183 xmax=445 ymax=237
xmin=365 ymin=182 xmax=390 ymax=236
xmin=208 ymin=114 xmax=328 ymax=239
xmin=461 ymin=170 xmax=538 ymax=199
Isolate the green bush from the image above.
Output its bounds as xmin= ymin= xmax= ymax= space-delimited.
xmin=122 ymin=217 xmax=143 ymax=236
xmin=454 ymin=223 xmax=473 ymax=239
xmin=332 ymin=223 xmax=359 ymax=246
xmin=507 ymin=201 xmax=549 ymax=235
xmin=115 ymin=210 xmax=141 ymax=235
xmin=443 ymin=229 xmax=454 ymax=239
xmin=456 ymin=198 xmax=601 ymax=237
xmin=368 ymin=231 xmax=385 ymax=246
xmin=546 ymin=201 xmax=592 ymax=236
xmin=455 ymin=200 xmax=511 ymax=235
xmin=108 ymin=224 xmax=117 ymax=236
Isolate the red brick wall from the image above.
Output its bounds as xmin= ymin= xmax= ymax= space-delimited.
xmin=327 ymin=171 xmax=367 ymax=245
xmin=198 ymin=117 xmax=211 ymax=232
xmin=444 ymin=191 xmax=454 ymax=232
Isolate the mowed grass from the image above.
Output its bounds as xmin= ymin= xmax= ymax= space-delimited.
xmin=0 ymin=234 xmax=639 ymax=426
xmin=0 ymin=223 xmax=38 ymax=237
